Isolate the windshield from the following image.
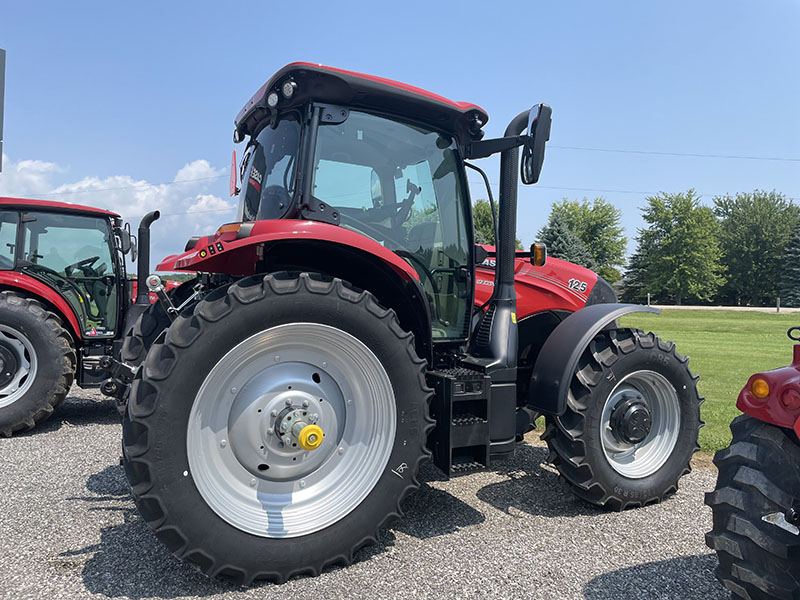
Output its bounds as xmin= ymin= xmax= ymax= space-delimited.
xmin=238 ymin=116 xmax=301 ymax=221
xmin=311 ymin=110 xmax=472 ymax=340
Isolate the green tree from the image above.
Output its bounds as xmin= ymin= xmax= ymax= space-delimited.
xmin=619 ymin=237 xmax=654 ymax=303
xmin=778 ymin=225 xmax=800 ymax=308
xmin=473 ymin=199 xmax=522 ymax=249
xmin=635 ymin=190 xmax=725 ymax=305
xmin=713 ymin=190 xmax=799 ymax=305
xmin=537 ymin=213 xmax=595 ymax=269
xmin=545 ymin=197 xmax=627 ymax=282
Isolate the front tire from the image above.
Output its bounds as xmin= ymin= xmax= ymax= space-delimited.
xmin=542 ymin=328 xmax=702 ymax=510
xmin=123 ymin=273 xmax=432 ymax=584
xmin=705 ymin=415 xmax=800 ymax=599
xmin=0 ymin=292 xmax=76 ymax=437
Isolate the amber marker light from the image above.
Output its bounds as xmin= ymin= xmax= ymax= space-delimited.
xmin=215 ymin=223 xmax=243 ymax=236
xmin=531 ymin=242 xmax=547 ymax=266
xmin=751 ymin=378 xmax=770 ymax=399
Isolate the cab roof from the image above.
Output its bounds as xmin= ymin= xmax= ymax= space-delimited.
xmin=0 ymin=197 xmax=119 ymax=218
xmin=234 ymin=62 xmax=489 ymax=144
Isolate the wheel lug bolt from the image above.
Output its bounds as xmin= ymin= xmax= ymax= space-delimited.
xmin=220 ymin=439 xmax=227 ymax=448
xmin=285 ymin=398 xmax=292 ymax=406
xmin=302 ymin=400 xmax=309 ymax=408
xmin=338 ymin=447 xmax=344 ymax=455
xmin=300 ymin=480 xmax=306 ymax=488
xmin=250 ymin=479 xmax=257 ymax=487
xmin=271 ymin=410 xmax=277 ymax=417
xmin=274 ymin=355 xmax=280 ymax=362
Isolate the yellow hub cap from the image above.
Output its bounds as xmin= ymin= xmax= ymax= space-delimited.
xmin=298 ymin=424 xmax=324 ymax=451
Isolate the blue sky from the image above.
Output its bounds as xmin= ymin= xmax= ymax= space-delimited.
xmin=1 ymin=1 xmax=798 ymax=263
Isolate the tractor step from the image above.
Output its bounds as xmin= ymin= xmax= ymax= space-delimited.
xmin=427 ymin=368 xmax=492 ymax=477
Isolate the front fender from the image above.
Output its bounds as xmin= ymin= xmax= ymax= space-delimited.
xmin=0 ymin=272 xmax=82 ymax=340
xmin=527 ymin=303 xmax=660 ymax=415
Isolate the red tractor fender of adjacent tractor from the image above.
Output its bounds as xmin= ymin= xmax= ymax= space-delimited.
xmin=0 ymin=271 xmax=84 ymax=340
xmin=474 ymin=245 xmax=599 ymax=315
xmin=737 ymin=342 xmax=800 ymax=439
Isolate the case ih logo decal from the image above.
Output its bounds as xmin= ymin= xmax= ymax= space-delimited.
xmin=198 ymin=242 xmax=225 ymax=259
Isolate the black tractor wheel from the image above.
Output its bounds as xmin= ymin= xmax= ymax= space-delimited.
xmin=0 ymin=291 xmax=76 ymax=437
xmin=705 ymin=415 xmax=800 ymax=599
xmin=542 ymin=328 xmax=702 ymax=510
xmin=123 ymin=272 xmax=433 ymax=584
xmin=120 ymin=279 xmax=197 ymax=366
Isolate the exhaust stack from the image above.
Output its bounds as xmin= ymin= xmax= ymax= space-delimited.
xmin=135 ymin=211 xmax=161 ymax=305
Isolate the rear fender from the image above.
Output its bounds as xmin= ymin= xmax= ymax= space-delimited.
xmin=0 ymin=272 xmax=82 ymax=340
xmin=156 ymin=220 xmax=420 ymax=282
xmin=528 ymin=303 xmax=660 ymax=415
xmin=157 ymin=221 xmax=432 ymax=361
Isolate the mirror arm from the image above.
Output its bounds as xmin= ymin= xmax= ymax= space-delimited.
xmin=463 ymin=134 xmax=528 ymax=159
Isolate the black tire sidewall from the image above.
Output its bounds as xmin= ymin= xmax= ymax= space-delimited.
xmin=0 ymin=295 xmax=74 ymax=429
xmin=574 ymin=339 xmax=699 ymax=501
xmin=130 ymin=278 xmax=428 ymax=575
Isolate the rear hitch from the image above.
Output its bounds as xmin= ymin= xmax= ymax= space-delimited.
xmin=99 ymin=356 xmax=137 ymax=416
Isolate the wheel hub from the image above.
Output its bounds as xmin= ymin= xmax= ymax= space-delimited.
xmin=0 ymin=342 xmax=19 ymax=389
xmin=610 ymin=394 xmax=652 ymax=444
xmin=599 ymin=371 xmax=681 ymax=479
xmin=0 ymin=326 xmax=36 ymax=408
xmin=227 ymin=375 xmax=338 ymax=483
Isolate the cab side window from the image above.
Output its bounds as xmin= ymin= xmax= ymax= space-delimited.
xmin=0 ymin=212 xmax=18 ymax=270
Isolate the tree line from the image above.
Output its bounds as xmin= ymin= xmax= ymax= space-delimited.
xmin=473 ymin=190 xmax=800 ymax=306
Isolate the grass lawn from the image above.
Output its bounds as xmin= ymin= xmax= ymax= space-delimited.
xmin=618 ymin=309 xmax=799 ymax=453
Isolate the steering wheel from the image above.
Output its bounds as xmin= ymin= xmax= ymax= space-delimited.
xmin=64 ymin=256 xmax=100 ymax=277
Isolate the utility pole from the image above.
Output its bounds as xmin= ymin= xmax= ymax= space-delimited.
xmin=0 ymin=48 xmax=5 ymax=172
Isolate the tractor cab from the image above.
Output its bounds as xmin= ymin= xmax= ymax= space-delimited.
xmin=234 ymin=68 xmax=480 ymax=341
xmin=0 ymin=199 xmax=132 ymax=339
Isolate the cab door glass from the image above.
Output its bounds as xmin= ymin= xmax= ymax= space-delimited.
xmin=20 ymin=213 xmax=118 ymax=337
xmin=311 ymin=109 xmax=472 ymax=340
xmin=0 ymin=212 xmax=18 ymax=270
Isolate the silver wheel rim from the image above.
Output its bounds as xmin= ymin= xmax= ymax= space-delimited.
xmin=0 ymin=325 xmax=38 ymax=409
xmin=187 ymin=322 xmax=396 ymax=538
xmin=599 ymin=370 xmax=680 ymax=479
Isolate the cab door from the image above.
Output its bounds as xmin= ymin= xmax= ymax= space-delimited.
xmin=18 ymin=211 xmax=120 ymax=338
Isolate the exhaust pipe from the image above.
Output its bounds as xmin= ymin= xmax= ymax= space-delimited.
xmin=469 ymin=110 xmax=528 ymax=370
xmin=135 ymin=211 xmax=161 ymax=305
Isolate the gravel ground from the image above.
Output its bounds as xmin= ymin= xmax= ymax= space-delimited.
xmin=0 ymin=387 xmax=728 ymax=600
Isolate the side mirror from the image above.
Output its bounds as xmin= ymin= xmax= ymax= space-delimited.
xmin=116 ymin=222 xmax=132 ymax=254
xmin=521 ymin=104 xmax=552 ymax=185
xmin=129 ymin=234 xmax=138 ymax=263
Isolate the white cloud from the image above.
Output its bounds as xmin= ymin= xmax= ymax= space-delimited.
xmin=0 ymin=154 xmax=62 ymax=197
xmin=0 ymin=156 xmax=237 ymax=271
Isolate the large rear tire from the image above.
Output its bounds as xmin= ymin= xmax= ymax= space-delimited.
xmin=542 ymin=328 xmax=702 ymax=509
xmin=705 ymin=415 xmax=800 ymax=599
xmin=120 ymin=279 xmax=197 ymax=366
xmin=0 ymin=292 xmax=76 ymax=437
xmin=123 ymin=273 xmax=433 ymax=584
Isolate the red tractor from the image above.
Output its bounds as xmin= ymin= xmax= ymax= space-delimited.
xmin=111 ymin=62 xmax=703 ymax=584
xmin=0 ymin=198 xmax=164 ymax=436
xmin=706 ymin=328 xmax=800 ymax=599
